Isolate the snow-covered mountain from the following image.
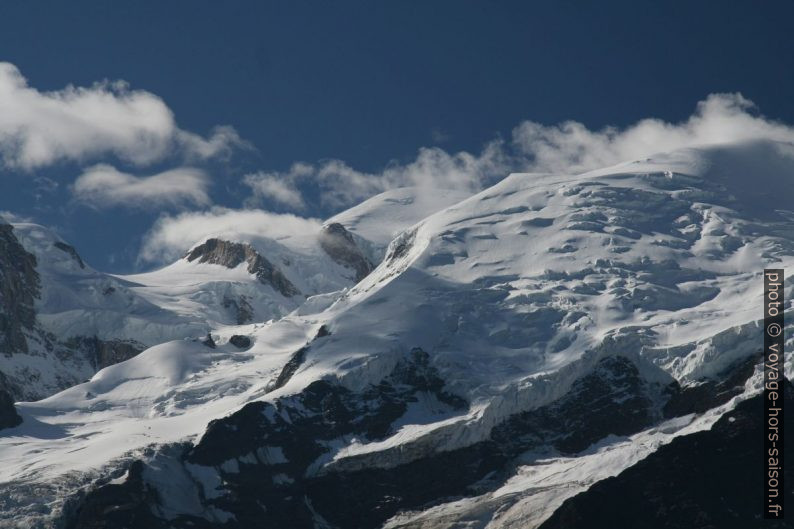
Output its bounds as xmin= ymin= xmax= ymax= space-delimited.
xmin=1 ymin=140 xmax=793 ymax=528
xmin=119 ymin=222 xmax=374 ymax=328
xmin=326 ymin=186 xmax=473 ymax=254
xmin=0 ymin=218 xmax=375 ymax=401
xmin=0 ymin=220 xmax=183 ymax=401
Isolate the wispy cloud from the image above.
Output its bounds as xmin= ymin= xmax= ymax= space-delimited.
xmin=138 ymin=92 xmax=794 ymax=265
xmin=243 ymin=170 xmax=309 ymax=210
xmin=72 ymin=164 xmax=211 ymax=209
xmin=0 ymin=210 xmax=33 ymax=223
xmin=0 ymin=62 xmax=246 ymax=170
xmin=139 ymin=207 xmax=322 ymax=263
xmin=511 ymin=93 xmax=794 ymax=174
xmin=243 ymin=140 xmax=508 ymax=212
xmin=244 ymin=93 xmax=794 ymax=215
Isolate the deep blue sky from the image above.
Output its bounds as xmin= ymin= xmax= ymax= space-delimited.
xmin=1 ymin=0 xmax=793 ymax=271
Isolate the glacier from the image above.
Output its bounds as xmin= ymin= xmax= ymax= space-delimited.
xmin=0 ymin=139 xmax=792 ymax=528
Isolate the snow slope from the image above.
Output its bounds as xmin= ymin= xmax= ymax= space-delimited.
xmin=0 ymin=223 xmax=206 ymax=401
xmin=118 ymin=231 xmax=359 ymax=327
xmin=12 ymin=222 xmax=202 ymax=344
xmin=0 ymin=216 xmax=374 ymax=401
xmin=327 ymin=187 xmax=472 ymax=255
xmin=1 ymin=140 xmax=793 ymax=528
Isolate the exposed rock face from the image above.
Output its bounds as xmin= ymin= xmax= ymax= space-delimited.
xmin=68 ymin=460 xmax=167 ymax=529
xmin=228 ymin=335 xmax=251 ymax=349
xmin=490 ymin=355 xmax=659 ymax=456
xmin=540 ymin=381 xmax=793 ymax=529
xmin=0 ymin=223 xmax=40 ymax=354
xmin=202 ymin=333 xmax=216 ymax=349
xmin=267 ymin=325 xmax=331 ymax=392
xmin=185 ymin=238 xmax=301 ymax=298
xmin=319 ymin=223 xmax=374 ymax=282
xmin=0 ymin=390 xmax=22 ymax=430
xmin=53 ymin=241 xmax=86 ymax=269
xmin=305 ymin=355 xmax=662 ymax=528
xmin=67 ymin=348 xmax=467 ymax=529
xmin=64 ymin=353 xmax=765 ymax=529
xmin=64 ymin=336 xmax=144 ymax=371
xmin=662 ymin=353 xmax=760 ymax=418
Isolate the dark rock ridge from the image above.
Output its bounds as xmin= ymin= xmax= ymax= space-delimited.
xmin=53 ymin=241 xmax=86 ymax=269
xmin=540 ymin=380 xmax=794 ymax=529
xmin=304 ymin=355 xmax=663 ymax=528
xmin=319 ymin=223 xmax=375 ymax=282
xmin=662 ymin=353 xmax=760 ymax=418
xmin=0 ymin=223 xmax=40 ymax=354
xmin=0 ymin=371 xmax=19 ymax=401
xmin=202 ymin=333 xmax=216 ymax=349
xmin=229 ymin=335 xmax=251 ymax=349
xmin=64 ymin=351 xmax=763 ymax=529
xmin=266 ymin=325 xmax=331 ymax=392
xmin=185 ymin=238 xmax=300 ymax=298
xmin=66 ymin=347 xmax=467 ymax=528
xmin=0 ymin=389 xmax=22 ymax=430
xmin=68 ymin=460 xmax=167 ymax=529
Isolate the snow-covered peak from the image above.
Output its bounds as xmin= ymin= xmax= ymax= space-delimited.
xmin=11 ymin=222 xmax=93 ymax=276
xmin=2 ymin=140 xmax=793 ymax=529
xmin=184 ymin=238 xmax=302 ymax=298
xmin=327 ymin=141 xmax=794 ymax=393
xmin=326 ymin=186 xmax=472 ymax=248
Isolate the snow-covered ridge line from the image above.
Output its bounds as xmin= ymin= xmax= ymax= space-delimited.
xmin=2 ymin=141 xmax=794 ymax=528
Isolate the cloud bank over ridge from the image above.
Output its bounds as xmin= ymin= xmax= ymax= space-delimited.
xmin=3 ymin=61 xmax=792 ymax=267
xmin=143 ymin=93 xmax=794 ymax=265
xmin=244 ymin=93 xmax=794 ymax=213
xmin=139 ymin=207 xmax=322 ymax=264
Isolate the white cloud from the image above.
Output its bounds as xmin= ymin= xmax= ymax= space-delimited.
xmin=511 ymin=93 xmax=794 ymax=173
xmin=0 ymin=210 xmax=32 ymax=224
xmin=72 ymin=164 xmax=211 ymax=209
xmin=243 ymin=171 xmax=308 ymax=210
xmin=0 ymin=62 xmax=245 ymax=169
xmin=141 ymin=93 xmax=794 ymax=265
xmin=243 ymin=140 xmax=509 ymax=211
xmin=244 ymin=93 xmax=794 ymax=214
xmin=139 ymin=207 xmax=322 ymax=263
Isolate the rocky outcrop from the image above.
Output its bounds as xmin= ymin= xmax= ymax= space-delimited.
xmin=305 ymin=355 xmax=661 ymax=528
xmin=185 ymin=239 xmax=300 ymax=298
xmin=0 ymin=390 xmax=22 ymax=430
xmin=540 ymin=381 xmax=793 ymax=529
xmin=65 ymin=351 xmax=761 ymax=529
xmin=68 ymin=460 xmax=167 ymax=529
xmin=319 ymin=223 xmax=374 ymax=282
xmin=202 ymin=333 xmax=216 ymax=349
xmin=662 ymin=353 xmax=760 ymax=418
xmin=66 ymin=347 xmax=467 ymax=528
xmin=267 ymin=325 xmax=331 ymax=392
xmin=228 ymin=335 xmax=251 ymax=349
xmin=53 ymin=241 xmax=86 ymax=269
xmin=0 ymin=223 xmax=40 ymax=354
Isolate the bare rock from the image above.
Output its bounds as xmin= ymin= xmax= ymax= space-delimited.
xmin=185 ymin=238 xmax=300 ymax=297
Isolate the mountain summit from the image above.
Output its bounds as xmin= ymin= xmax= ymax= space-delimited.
xmin=0 ymin=140 xmax=792 ymax=528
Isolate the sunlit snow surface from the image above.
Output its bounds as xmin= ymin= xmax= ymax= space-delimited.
xmin=2 ymin=140 xmax=794 ymax=527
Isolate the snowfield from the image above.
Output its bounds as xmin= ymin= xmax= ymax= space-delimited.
xmin=1 ymin=139 xmax=793 ymax=528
